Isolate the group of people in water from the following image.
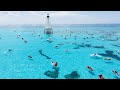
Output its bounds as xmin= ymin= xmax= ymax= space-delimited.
xmin=91 ymin=53 xmax=112 ymax=61
xmin=17 ymin=34 xmax=27 ymax=43
xmin=14 ymin=30 xmax=120 ymax=79
xmin=86 ymin=66 xmax=119 ymax=79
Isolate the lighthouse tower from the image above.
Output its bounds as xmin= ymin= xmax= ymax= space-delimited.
xmin=44 ymin=14 xmax=53 ymax=34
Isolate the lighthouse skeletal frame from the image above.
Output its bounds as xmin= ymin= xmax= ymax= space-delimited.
xmin=44 ymin=14 xmax=53 ymax=34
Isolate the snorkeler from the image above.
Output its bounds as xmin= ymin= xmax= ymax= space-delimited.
xmin=116 ymin=49 xmax=120 ymax=54
xmin=65 ymin=37 xmax=67 ymax=39
xmin=55 ymin=45 xmax=58 ymax=48
xmin=8 ymin=49 xmax=13 ymax=52
xmin=94 ymin=53 xmax=97 ymax=56
xmin=103 ymin=58 xmax=111 ymax=60
xmin=51 ymin=62 xmax=58 ymax=67
xmin=112 ymin=70 xmax=119 ymax=76
xmin=28 ymin=55 xmax=32 ymax=59
xmin=87 ymin=66 xmax=93 ymax=71
xmin=17 ymin=34 xmax=20 ymax=38
xmin=98 ymin=74 xmax=105 ymax=79
xmin=47 ymin=38 xmax=51 ymax=41
xmin=4 ymin=49 xmax=13 ymax=55
xmin=24 ymin=40 xmax=27 ymax=43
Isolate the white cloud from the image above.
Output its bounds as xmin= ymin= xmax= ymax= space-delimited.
xmin=0 ymin=11 xmax=120 ymax=25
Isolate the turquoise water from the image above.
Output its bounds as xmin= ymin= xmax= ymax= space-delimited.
xmin=0 ymin=24 xmax=120 ymax=79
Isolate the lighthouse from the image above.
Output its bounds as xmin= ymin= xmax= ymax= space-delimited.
xmin=44 ymin=14 xmax=53 ymax=34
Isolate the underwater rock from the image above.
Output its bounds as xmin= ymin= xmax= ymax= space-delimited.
xmin=38 ymin=50 xmax=51 ymax=59
xmin=78 ymin=44 xmax=91 ymax=48
xmin=99 ymin=50 xmax=120 ymax=60
xmin=64 ymin=71 xmax=80 ymax=79
xmin=112 ymin=44 xmax=120 ymax=47
xmin=85 ymin=44 xmax=91 ymax=47
xmin=57 ymin=43 xmax=64 ymax=46
xmin=44 ymin=70 xmax=59 ymax=78
xmin=92 ymin=45 xmax=104 ymax=48
xmin=78 ymin=45 xmax=85 ymax=47
xmin=73 ymin=47 xmax=80 ymax=49
xmin=52 ymin=67 xmax=59 ymax=72
xmin=99 ymin=35 xmax=107 ymax=38
xmin=44 ymin=67 xmax=59 ymax=78
xmin=107 ymin=39 xmax=117 ymax=41
xmin=46 ymin=56 xmax=51 ymax=59
xmin=105 ymin=50 xmax=113 ymax=54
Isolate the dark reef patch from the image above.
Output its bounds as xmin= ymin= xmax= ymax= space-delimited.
xmin=73 ymin=46 xmax=80 ymax=49
xmin=64 ymin=71 xmax=80 ymax=79
xmin=38 ymin=50 xmax=51 ymax=59
xmin=105 ymin=39 xmax=118 ymax=41
xmin=44 ymin=70 xmax=59 ymax=78
xmin=98 ymin=50 xmax=120 ymax=60
xmin=44 ymin=67 xmax=59 ymax=78
xmin=111 ymin=44 xmax=120 ymax=47
xmin=92 ymin=45 xmax=104 ymax=49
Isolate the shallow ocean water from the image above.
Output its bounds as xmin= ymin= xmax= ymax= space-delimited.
xmin=0 ymin=24 xmax=120 ymax=79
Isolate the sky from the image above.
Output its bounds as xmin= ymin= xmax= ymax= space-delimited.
xmin=0 ymin=11 xmax=120 ymax=25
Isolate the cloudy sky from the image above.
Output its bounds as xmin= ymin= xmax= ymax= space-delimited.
xmin=0 ymin=11 xmax=120 ymax=25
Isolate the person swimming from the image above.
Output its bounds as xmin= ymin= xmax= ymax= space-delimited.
xmin=94 ymin=53 xmax=97 ymax=56
xmin=17 ymin=34 xmax=20 ymax=38
xmin=8 ymin=49 xmax=13 ymax=52
xmin=65 ymin=37 xmax=67 ymax=39
xmin=90 ymin=53 xmax=102 ymax=58
xmin=47 ymin=38 xmax=52 ymax=42
xmin=112 ymin=70 xmax=119 ymax=76
xmin=55 ymin=45 xmax=58 ymax=48
xmin=4 ymin=49 xmax=13 ymax=55
xmin=24 ymin=40 xmax=27 ymax=43
xmin=22 ymin=38 xmax=24 ymax=40
xmin=28 ymin=55 xmax=32 ymax=59
xmin=103 ymin=57 xmax=111 ymax=60
xmin=98 ymin=74 xmax=104 ymax=79
xmin=51 ymin=62 xmax=58 ymax=67
xmin=116 ymin=49 xmax=120 ymax=54
xmin=87 ymin=66 xmax=93 ymax=71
